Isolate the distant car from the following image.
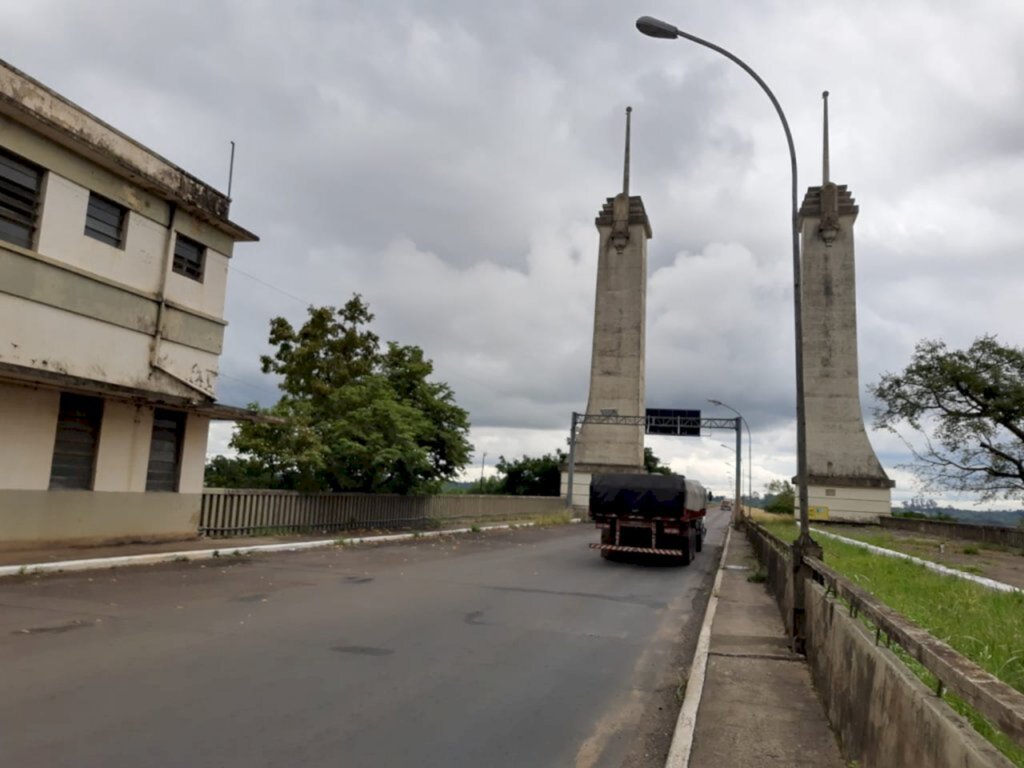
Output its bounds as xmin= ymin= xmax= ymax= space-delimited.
xmin=721 ymin=500 xmax=732 ymax=511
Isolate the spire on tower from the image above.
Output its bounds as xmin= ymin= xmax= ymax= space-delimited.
xmin=623 ymin=106 xmax=632 ymax=196
xmin=822 ymin=90 xmax=830 ymax=186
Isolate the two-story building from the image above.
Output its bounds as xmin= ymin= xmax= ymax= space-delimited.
xmin=0 ymin=59 xmax=260 ymax=548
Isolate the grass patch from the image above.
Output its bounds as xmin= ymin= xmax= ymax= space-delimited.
xmin=530 ymin=511 xmax=574 ymax=527
xmin=962 ymin=545 xmax=980 ymax=555
xmin=847 ymin=596 xmax=1024 ymax=766
xmin=753 ymin=519 xmax=1024 ymax=764
xmin=762 ymin=525 xmax=1024 ymax=694
xmin=746 ymin=570 xmax=767 ymax=584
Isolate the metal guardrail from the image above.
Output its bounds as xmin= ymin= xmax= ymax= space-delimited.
xmin=199 ymin=490 xmax=563 ymax=537
xmin=745 ymin=521 xmax=1024 ymax=748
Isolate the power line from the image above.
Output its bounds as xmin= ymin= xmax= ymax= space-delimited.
xmin=217 ymin=370 xmax=279 ymax=399
xmin=230 ymin=266 xmax=314 ymax=307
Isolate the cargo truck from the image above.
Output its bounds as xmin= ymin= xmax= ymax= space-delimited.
xmin=588 ymin=473 xmax=707 ymax=564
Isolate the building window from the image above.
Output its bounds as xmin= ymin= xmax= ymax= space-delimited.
xmin=0 ymin=147 xmax=43 ymax=249
xmin=49 ymin=394 xmax=103 ymax=490
xmin=146 ymin=409 xmax=186 ymax=491
xmin=84 ymin=192 xmax=127 ymax=247
xmin=172 ymin=234 xmax=205 ymax=281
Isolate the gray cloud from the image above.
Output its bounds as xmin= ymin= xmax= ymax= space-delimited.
xmin=6 ymin=0 xmax=1024 ymax=505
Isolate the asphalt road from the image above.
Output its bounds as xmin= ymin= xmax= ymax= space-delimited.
xmin=0 ymin=514 xmax=727 ymax=768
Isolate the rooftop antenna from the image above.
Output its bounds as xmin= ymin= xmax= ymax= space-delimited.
xmin=623 ymin=106 xmax=632 ymax=196
xmin=822 ymin=91 xmax=830 ymax=186
xmin=227 ymin=140 xmax=236 ymax=199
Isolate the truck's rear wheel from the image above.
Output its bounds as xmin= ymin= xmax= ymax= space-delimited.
xmin=695 ymin=522 xmax=704 ymax=552
xmin=679 ymin=534 xmax=693 ymax=565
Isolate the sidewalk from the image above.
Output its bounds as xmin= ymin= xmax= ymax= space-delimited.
xmin=0 ymin=533 xmax=333 ymax=569
xmin=0 ymin=521 xmax=532 ymax=574
xmin=687 ymin=529 xmax=845 ymax=767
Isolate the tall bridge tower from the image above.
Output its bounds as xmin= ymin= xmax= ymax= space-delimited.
xmin=798 ymin=92 xmax=894 ymax=521
xmin=561 ymin=107 xmax=652 ymax=504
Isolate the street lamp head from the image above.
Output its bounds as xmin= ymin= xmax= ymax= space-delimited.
xmin=636 ymin=16 xmax=680 ymax=39
xmin=707 ymin=398 xmax=724 ymax=406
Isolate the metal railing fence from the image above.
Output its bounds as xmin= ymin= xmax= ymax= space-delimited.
xmin=200 ymin=489 xmax=564 ymax=537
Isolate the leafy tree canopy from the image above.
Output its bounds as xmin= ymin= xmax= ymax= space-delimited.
xmin=462 ymin=447 xmax=675 ymax=496
xmin=644 ymin=447 xmax=673 ymax=476
xmin=763 ymin=479 xmax=794 ymax=515
xmin=480 ymin=451 xmax=566 ymax=496
xmin=871 ymin=336 xmax=1024 ymax=500
xmin=204 ymin=455 xmax=284 ymax=489
xmin=227 ymin=296 xmax=472 ymax=494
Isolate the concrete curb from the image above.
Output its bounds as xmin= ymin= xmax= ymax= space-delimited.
xmin=0 ymin=522 xmax=536 ymax=579
xmin=810 ymin=526 xmax=1022 ymax=594
xmin=665 ymin=524 xmax=733 ymax=768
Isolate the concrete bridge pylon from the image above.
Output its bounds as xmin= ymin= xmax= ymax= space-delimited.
xmin=796 ymin=92 xmax=894 ymax=522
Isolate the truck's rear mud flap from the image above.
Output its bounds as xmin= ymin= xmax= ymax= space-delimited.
xmin=590 ymin=543 xmax=691 ymax=567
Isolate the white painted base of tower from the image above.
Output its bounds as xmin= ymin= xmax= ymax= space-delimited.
xmin=560 ymin=470 xmax=592 ymax=514
xmin=797 ymin=484 xmax=893 ymax=524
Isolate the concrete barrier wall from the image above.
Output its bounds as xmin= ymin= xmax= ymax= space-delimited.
xmin=804 ymin=582 xmax=1014 ymax=767
xmin=881 ymin=516 xmax=1024 ymax=549
xmin=746 ymin=523 xmax=794 ymax=632
xmin=0 ymin=490 xmax=200 ymax=549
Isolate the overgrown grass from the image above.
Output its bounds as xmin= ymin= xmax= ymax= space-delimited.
xmin=820 ymin=538 xmax=1024 ymax=696
xmin=755 ymin=519 xmax=1024 ymax=765
xmin=530 ymin=511 xmax=574 ymax=527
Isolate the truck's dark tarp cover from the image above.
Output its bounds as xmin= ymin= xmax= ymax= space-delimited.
xmin=589 ymin=473 xmax=689 ymax=518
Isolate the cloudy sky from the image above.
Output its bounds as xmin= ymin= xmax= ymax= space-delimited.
xmin=7 ymin=0 xmax=1024 ymax=505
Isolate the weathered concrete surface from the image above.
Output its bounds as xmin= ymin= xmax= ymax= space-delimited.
xmin=0 ymin=520 xmax=727 ymax=768
xmin=572 ymin=190 xmax=651 ymax=475
xmin=0 ymin=58 xmax=254 ymax=238
xmin=797 ymin=107 xmax=893 ymax=521
xmin=689 ymin=533 xmax=844 ymax=767
xmin=805 ymin=581 xmax=1014 ymax=767
xmin=0 ymin=489 xmax=200 ymax=549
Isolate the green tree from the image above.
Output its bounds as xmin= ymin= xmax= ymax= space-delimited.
xmin=493 ymin=451 xmax=566 ymax=496
xmin=644 ymin=447 xmax=673 ymax=475
xmin=763 ymin=479 xmax=794 ymax=515
xmin=460 ymin=475 xmax=504 ymax=495
xmin=871 ymin=336 xmax=1024 ymax=500
xmin=204 ymin=455 xmax=282 ymax=489
xmin=230 ymin=296 xmax=472 ymax=494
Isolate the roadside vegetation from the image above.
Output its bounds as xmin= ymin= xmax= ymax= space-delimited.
xmin=206 ymin=295 xmax=472 ymax=493
xmin=802 ymin=526 xmax=1024 ymax=581
xmin=871 ymin=335 xmax=1024 ymax=502
xmin=757 ymin=518 xmax=1024 ymax=764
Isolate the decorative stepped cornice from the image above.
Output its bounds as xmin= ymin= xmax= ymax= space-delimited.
xmin=596 ymin=195 xmax=652 ymax=236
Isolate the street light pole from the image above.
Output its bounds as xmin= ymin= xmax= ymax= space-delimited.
xmin=710 ymin=399 xmax=752 ymax=514
xmin=638 ymin=16 xmax=813 ymax=547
